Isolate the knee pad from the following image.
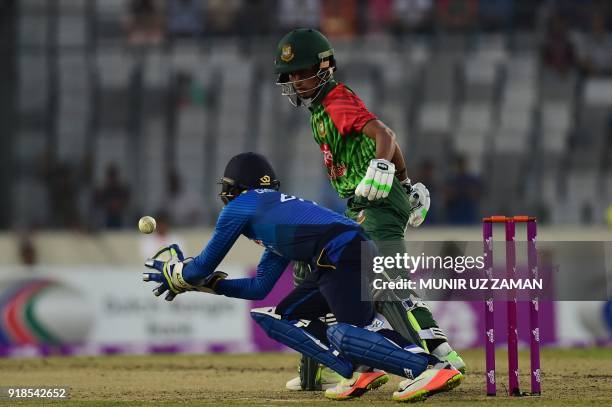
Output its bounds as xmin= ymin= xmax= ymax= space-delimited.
xmin=327 ymin=323 xmax=432 ymax=379
xmin=250 ymin=307 xmax=354 ymax=378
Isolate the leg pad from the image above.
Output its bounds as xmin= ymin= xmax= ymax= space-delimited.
xmin=327 ymin=323 xmax=431 ymax=379
xmin=250 ymin=307 xmax=354 ymax=378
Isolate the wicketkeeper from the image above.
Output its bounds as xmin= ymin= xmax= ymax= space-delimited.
xmin=143 ymin=152 xmax=463 ymax=402
xmin=274 ymin=28 xmax=465 ymax=396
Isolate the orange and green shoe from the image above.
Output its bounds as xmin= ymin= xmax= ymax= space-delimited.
xmin=393 ymin=366 xmax=463 ymax=403
xmin=324 ymin=371 xmax=389 ymax=400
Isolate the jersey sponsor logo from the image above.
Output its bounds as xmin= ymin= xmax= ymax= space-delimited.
xmin=320 ymin=143 xmax=347 ymax=180
xmin=329 ymin=163 xmax=347 ymax=179
xmin=280 ymin=44 xmax=294 ymax=62
xmin=321 ymin=143 xmax=333 ymax=168
xmin=260 ymin=175 xmax=271 ymax=185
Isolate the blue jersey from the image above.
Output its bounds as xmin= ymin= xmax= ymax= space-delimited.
xmin=182 ymin=189 xmax=363 ymax=300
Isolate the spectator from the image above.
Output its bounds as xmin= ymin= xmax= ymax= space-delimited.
xmin=576 ymin=13 xmax=612 ymax=77
xmin=514 ymin=0 xmax=547 ymax=30
xmin=166 ymin=0 xmax=204 ymax=39
xmin=478 ymin=0 xmax=514 ymax=31
xmin=166 ymin=170 xmax=203 ymax=227
xmin=435 ymin=0 xmax=478 ymax=30
xmin=139 ymin=210 xmax=184 ymax=258
xmin=540 ymin=14 xmax=576 ymax=76
xmin=41 ymin=157 xmax=81 ymax=229
xmin=321 ymin=0 xmax=358 ymax=39
xmin=601 ymin=112 xmax=612 ymax=172
xmin=94 ymin=164 xmax=130 ymax=229
xmin=390 ymin=0 xmax=434 ymax=35
xmin=175 ymin=71 xmax=205 ymax=107
xmin=19 ymin=236 xmax=38 ymax=269
xmin=125 ymin=0 xmax=164 ymax=45
xmin=367 ymin=0 xmax=393 ymax=34
xmin=206 ymin=0 xmax=240 ymax=36
xmin=277 ymin=0 xmax=321 ymax=32
xmin=236 ymin=0 xmax=275 ymax=41
xmin=444 ymin=155 xmax=482 ymax=224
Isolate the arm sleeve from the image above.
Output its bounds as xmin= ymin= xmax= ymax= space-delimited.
xmin=181 ymin=196 xmax=255 ymax=285
xmin=214 ymin=250 xmax=290 ymax=300
xmin=322 ymin=85 xmax=377 ymax=136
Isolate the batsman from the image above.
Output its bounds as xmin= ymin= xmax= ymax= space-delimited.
xmin=274 ymin=28 xmax=466 ymax=396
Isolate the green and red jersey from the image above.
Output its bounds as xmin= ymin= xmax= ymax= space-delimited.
xmin=309 ymin=82 xmax=377 ymax=198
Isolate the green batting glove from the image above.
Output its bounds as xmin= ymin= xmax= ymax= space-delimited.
xmin=355 ymin=159 xmax=395 ymax=201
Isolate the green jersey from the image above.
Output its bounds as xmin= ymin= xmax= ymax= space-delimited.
xmin=309 ymin=82 xmax=377 ymax=198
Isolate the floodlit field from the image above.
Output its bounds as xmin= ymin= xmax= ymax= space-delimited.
xmin=0 ymin=348 xmax=610 ymax=406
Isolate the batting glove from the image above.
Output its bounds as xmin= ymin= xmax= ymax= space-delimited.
xmin=355 ymin=159 xmax=396 ymax=201
xmin=404 ymin=181 xmax=430 ymax=228
xmin=143 ymin=244 xmax=227 ymax=301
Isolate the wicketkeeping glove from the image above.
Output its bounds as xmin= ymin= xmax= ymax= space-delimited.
xmin=355 ymin=159 xmax=396 ymax=201
xmin=403 ymin=180 xmax=430 ymax=228
xmin=143 ymin=244 xmax=227 ymax=301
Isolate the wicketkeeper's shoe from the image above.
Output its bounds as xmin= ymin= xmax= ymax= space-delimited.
xmin=285 ymin=366 xmax=343 ymax=391
xmin=392 ymin=364 xmax=463 ymax=403
xmin=324 ymin=371 xmax=389 ymax=400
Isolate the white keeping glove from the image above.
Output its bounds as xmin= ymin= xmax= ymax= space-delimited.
xmin=355 ymin=159 xmax=395 ymax=201
xmin=405 ymin=182 xmax=430 ymax=228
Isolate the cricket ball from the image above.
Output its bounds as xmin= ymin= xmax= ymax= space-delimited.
xmin=138 ymin=216 xmax=157 ymax=234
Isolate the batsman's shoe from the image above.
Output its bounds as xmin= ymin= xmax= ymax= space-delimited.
xmin=441 ymin=350 xmax=467 ymax=374
xmin=285 ymin=366 xmax=342 ymax=391
xmin=392 ymin=365 xmax=462 ymax=403
xmin=324 ymin=371 xmax=389 ymax=400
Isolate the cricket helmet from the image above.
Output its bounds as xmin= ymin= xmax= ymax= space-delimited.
xmin=219 ymin=152 xmax=280 ymax=204
xmin=274 ymin=28 xmax=336 ymax=107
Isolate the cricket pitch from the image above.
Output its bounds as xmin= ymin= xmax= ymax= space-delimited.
xmin=0 ymin=348 xmax=610 ymax=406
